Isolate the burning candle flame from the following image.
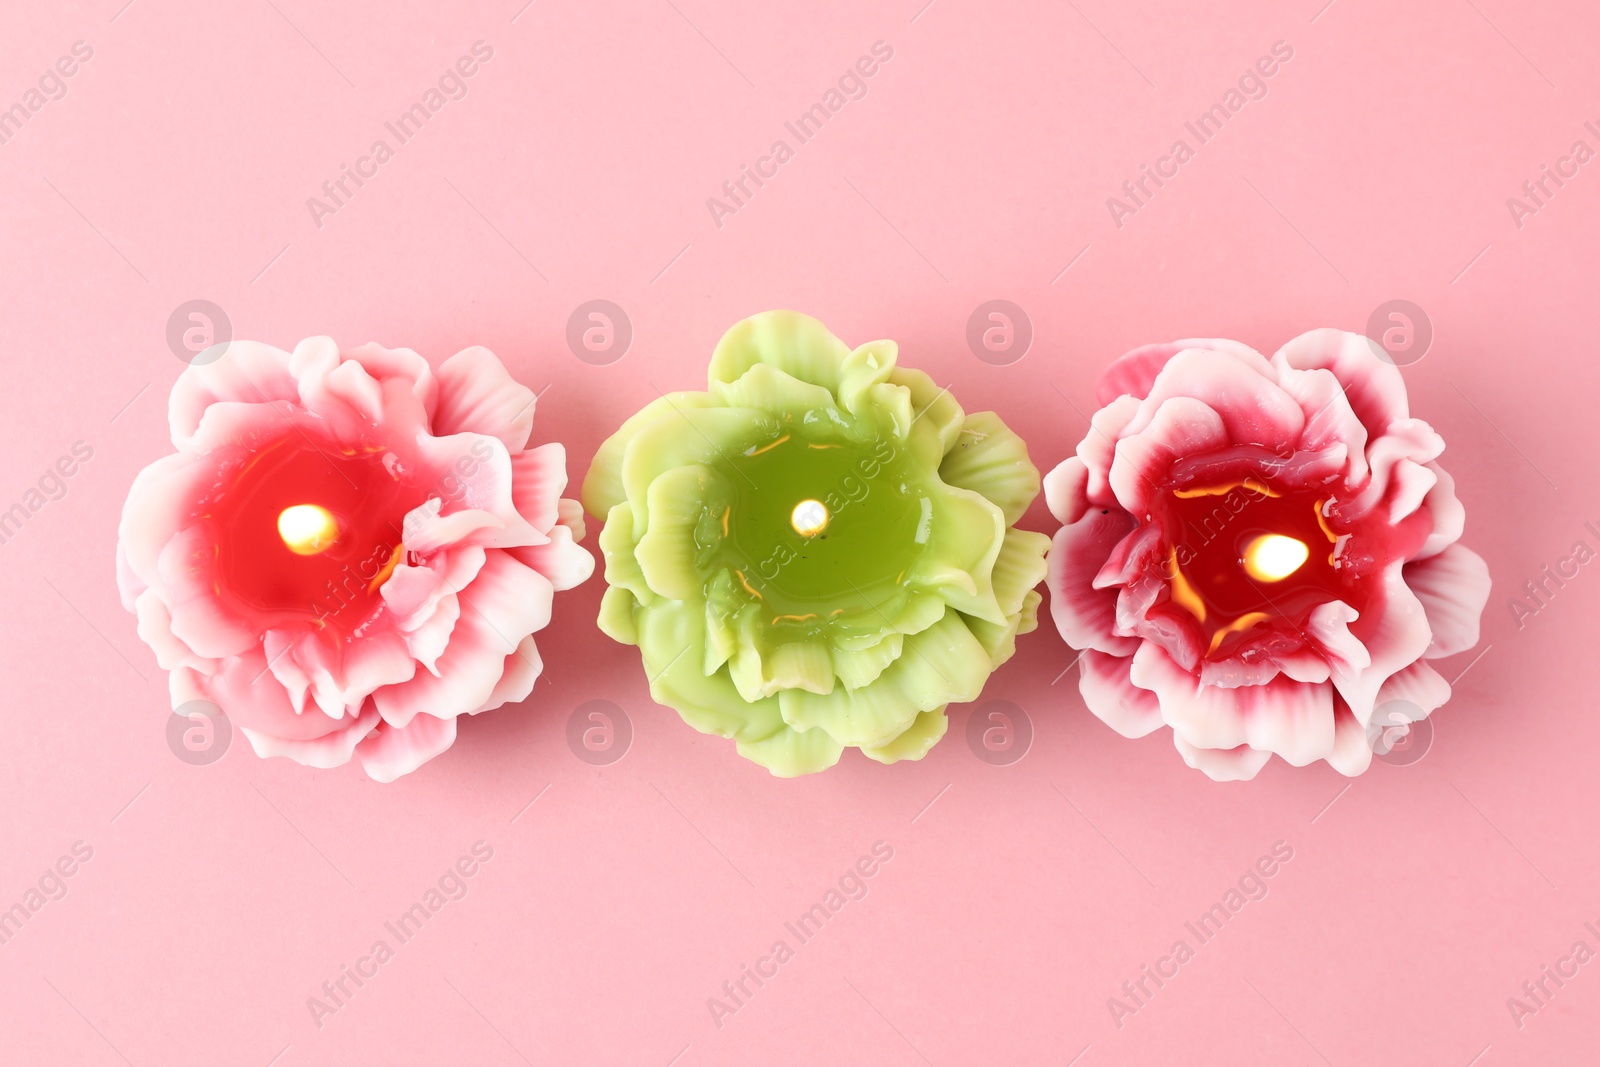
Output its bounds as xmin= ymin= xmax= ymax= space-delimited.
xmin=1242 ymin=533 xmax=1309 ymax=582
xmin=790 ymin=499 xmax=829 ymax=538
xmin=277 ymin=504 xmax=339 ymax=555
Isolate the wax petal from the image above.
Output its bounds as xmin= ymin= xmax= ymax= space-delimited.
xmin=1079 ymin=649 xmax=1163 ymax=738
xmin=735 ymin=724 xmax=845 ymax=777
xmin=382 ymin=544 xmax=486 ymax=630
xmin=837 ymin=340 xmax=901 ymax=418
xmin=1406 ymin=543 xmax=1492 ymax=659
xmin=712 ymin=362 xmax=840 ymax=422
xmin=507 ymin=525 xmax=595 ymax=593
xmin=596 ymin=502 xmax=653 ymax=605
xmin=403 ymin=591 xmax=461 ymax=676
xmin=1276 ymin=363 xmax=1369 ymax=486
xmin=860 ymin=709 xmax=948 ymax=764
xmin=1120 ymin=573 xmax=1200 ymax=671
xmin=1388 ymin=458 xmax=1438 ymax=523
xmin=892 ymin=366 xmax=966 ymax=460
xmin=401 ymin=502 xmax=540 ymax=555
xmin=1109 ymin=396 xmax=1229 ymax=514
xmin=505 ymin=442 xmax=566 ymax=535
xmin=618 ymin=407 xmax=768 ymax=531
xmin=168 ymin=340 xmax=298 ymax=447
xmin=286 ymin=335 xmax=340 ymax=389
xmin=260 ymin=627 xmax=317 ymax=717
xmin=1375 ymin=659 xmax=1451 ymax=717
xmin=241 ymin=704 xmax=382 ymax=770
xmin=134 ymin=588 xmax=213 ymax=673
xmin=765 ymin=640 xmax=835 ymax=696
xmin=708 ymin=309 xmax=854 ymax=393
xmin=1095 ymin=338 xmax=1276 ymax=407
xmin=1199 ymin=651 xmax=1295 ymax=689
xmin=1262 ymin=647 xmax=1333 ymax=686
xmin=178 ymin=655 xmax=346 ymax=742
xmin=1134 ymin=350 xmax=1305 ymax=450
xmin=1342 ymin=418 xmax=1446 ymax=520
xmin=990 ymin=528 xmax=1052 ymax=619
xmin=597 ymin=586 xmax=639 ymax=644
xmin=185 ymin=399 xmax=304 ymax=457
xmin=779 ymin=608 xmax=988 ymax=747
xmin=865 ymin=382 xmax=919 ymax=461
xmin=635 ymin=599 xmax=787 ymax=741
xmin=470 ymin=636 xmax=543 ymax=715
xmin=1305 ymin=600 xmax=1373 ymax=681
xmin=939 ymin=411 xmax=1041 ymax=527
xmin=1416 ymin=461 xmax=1466 ymax=560
xmin=1324 ymin=699 xmax=1374 ymax=777
xmin=856 ymin=590 xmax=948 ymax=644
xmin=410 ymin=432 xmax=544 ymax=548
xmin=1048 ymin=508 xmax=1140 ymax=656
xmin=904 ymin=482 xmax=1008 ymax=625
xmin=1329 ymin=564 xmax=1432 ymax=727
xmin=342 ymin=342 xmax=438 ymax=419
xmin=158 ymin=524 xmax=260 ymax=659
xmin=581 ymin=392 xmax=721 ymax=517
xmin=964 ymin=588 xmax=1042 ymax=667
xmin=117 ymin=452 xmax=217 ymax=611
xmin=701 ymin=583 xmax=743 ymax=675
xmin=557 ymin=498 xmax=585 ymax=539
xmin=1096 ymin=342 xmax=1178 ymax=406
xmin=297 ymin=349 xmax=386 ymax=434
xmin=373 ymin=553 xmax=553 ymax=727
xmin=1131 ymin=641 xmax=1334 ymax=765
xmin=293 ymin=627 xmax=417 ymax=719
xmin=1077 ymin=395 xmax=1140 ymax=505
xmin=635 ymin=465 xmax=725 ymax=601
xmin=433 ymin=345 xmax=536 ymax=450
xmin=1043 ymin=456 xmax=1092 ymax=526
xmin=725 ymin=609 xmax=772 ymax=705
xmin=1172 ymin=735 xmax=1273 ymax=781
xmin=778 ymin=667 xmax=921 ymax=749
xmin=1273 ymin=328 xmax=1409 ymax=437
xmin=356 ymin=712 xmax=459 ymax=783
xmin=830 ymin=633 xmax=904 ymax=691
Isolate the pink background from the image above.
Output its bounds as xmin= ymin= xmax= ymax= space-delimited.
xmin=3 ymin=0 xmax=1598 ymax=1063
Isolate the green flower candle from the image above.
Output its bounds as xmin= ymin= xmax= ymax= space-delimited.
xmin=582 ymin=311 xmax=1049 ymax=775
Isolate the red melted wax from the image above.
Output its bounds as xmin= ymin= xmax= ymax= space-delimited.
xmin=206 ymin=436 xmax=424 ymax=637
xmin=1144 ymin=445 xmax=1433 ymax=662
xmin=1155 ymin=480 xmax=1350 ymax=660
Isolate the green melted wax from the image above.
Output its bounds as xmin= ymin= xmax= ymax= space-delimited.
xmin=712 ymin=431 xmax=927 ymax=631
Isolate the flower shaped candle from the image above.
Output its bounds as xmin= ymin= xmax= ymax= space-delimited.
xmin=1045 ymin=330 xmax=1490 ymax=780
xmin=117 ymin=337 xmax=593 ymax=781
xmin=582 ymin=311 xmax=1049 ymax=775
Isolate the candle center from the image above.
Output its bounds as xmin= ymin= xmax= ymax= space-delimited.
xmin=277 ymin=504 xmax=340 ymax=555
xmin=715 ymin=431 xmax=922 ymax=628
xmin=207 ymin=435 xmax=426 ymax=636
xmin=790 ymin=499 xmax=829 ymax=537
xmin=1156 ymin=476 xmax=1351 ymax=660
xmin=1241 ymin=533 xmax=1309 ymax=582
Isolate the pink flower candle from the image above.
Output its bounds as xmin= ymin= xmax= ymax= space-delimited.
xmin=117 ymin=337 xmax=593 ymax=780
xmin=1045 ymin=330 xmax=1490 ymax=780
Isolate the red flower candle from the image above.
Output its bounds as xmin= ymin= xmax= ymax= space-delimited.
xmin=117 ymin=337 xmax=593 ymax=780
xmin=1045 ymin=331 xmax=1490 ymax=780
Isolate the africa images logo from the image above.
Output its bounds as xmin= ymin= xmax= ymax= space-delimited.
xmin=704 ymin=41 xmax=895 ymax=230
xmin=1104 ymin=40 xmax=1294 ymax=229
xmin=305 ymin=42 xmax=495 ymax=230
